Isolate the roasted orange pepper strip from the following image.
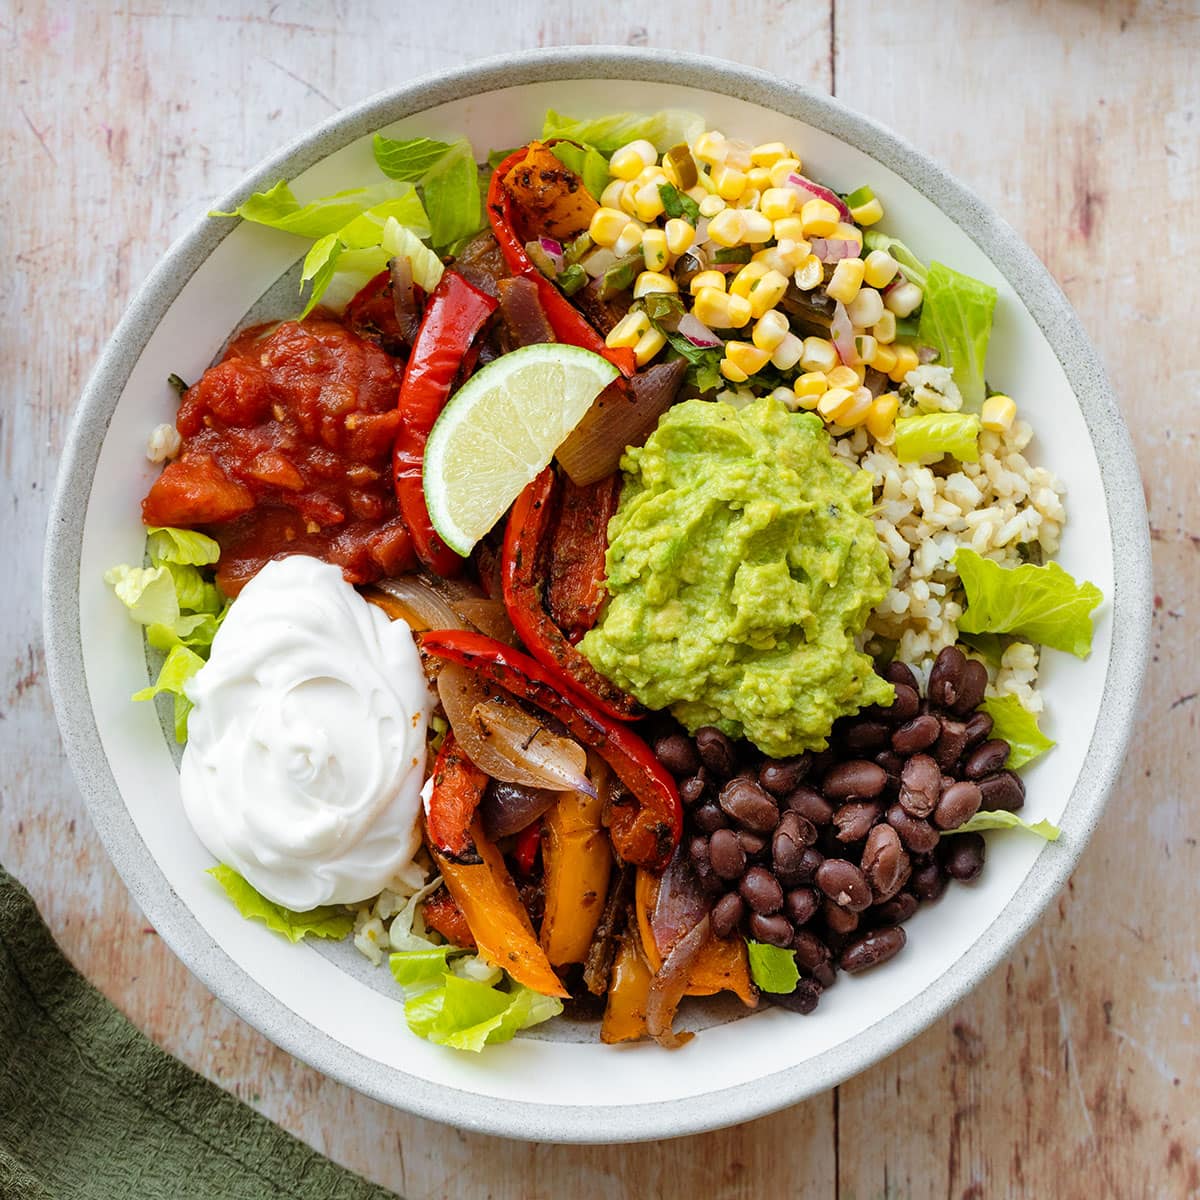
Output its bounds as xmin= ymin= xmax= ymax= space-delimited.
xmin=540 ymin=787 xmax=612 ymax=966
xmin=430 ymin=817 xmax=569 ymax=998
xmin=600 ymin=933 xmax=652 ymax=1044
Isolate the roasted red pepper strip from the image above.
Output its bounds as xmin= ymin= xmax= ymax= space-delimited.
xmin=503 ymin=468 xmax=641 ymax=721
xmin=513 ymin=819 xmax=542 ymax=875
xmin=547 ymin=472 xmax=622 ymax=643
xmin=421 ymin=631 xmax=681 ymax=872
xmin=487 ymin=147 xmax=635 ymax=377
xmin=393 ymin=271 xmax=498 ymax=577
xmin=421 ymin=887 xmax=476 ymax=948
xmin=425 ymin=731 xmax=488 ymax=861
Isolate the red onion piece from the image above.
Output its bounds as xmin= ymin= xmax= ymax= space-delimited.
xmin=810 ymin=237 xmax=860 ymax=264
xmin=831 ymin=300 xmax=858 ymax=365
xmin=471 ymin=699 xmax=596 ymax=797
xmin=480 ymin=779 xmax=559 ymax=841
xmin=918 ymin=345 xmax=939 ymax=364
xmin=646 ymin=914 xmax=711 ymax=1049
xmin=651 ymin=846 xmax=712 ymax=957
xmin=785 ymin=174 xmax=854 ymax=224
xmin=539 ymin=237 xmax=565 ymax=273
xmin=677 ymin=313 xmax=723 ymax=349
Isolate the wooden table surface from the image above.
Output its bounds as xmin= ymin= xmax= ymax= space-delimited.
xmin=4 ymin=2 xmax=1197 ymax=1196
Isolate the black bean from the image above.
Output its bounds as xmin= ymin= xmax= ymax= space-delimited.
xmin=933 ymin=718 xmax=970 ymax=770
xmin=792 ymin=929 xmax=831 ymax=971
xmin=789 ymin=847 xmax=825 ymax=887
xmin=823 ymin=760 xmax=888 ymax=802
xmin=910 ymin=860 xmax=948 ymax=902
xmin=687 ymin=837 xmax=716 ymax=895
xmin=861 ymin=823 xmax=910 ymax=902
xmin=964 ymin=739 xmax=1011 ymax=780
xmin=695 ymin=726 xmax=737 ymax=779
xmin=655 ymin=733 xmax=700 ymax=777
xmin=884 ymin=682 xmax=921 ymax=724
xmin=940 ymin=832 xmax=987 ymax=881
xmin=873 ymin=890 xmax=919 ymax=925
xmin=934 ymin=780 xmax=983 ymax=831
xmin=886 ymin=805 xmax=941 ymax=854
xmin=899 ymin=753 xmax=941 ymax=818
xmin=785 ymin=887 xmax=819 ymax=927
xmin=840 ymin=926 xmax=907 ymax=973
xmin=978 ymin=769 xmax=1026 ymax=812
xmin=748 ymin=912 xmax=794 ymax=947
xmin=772 ymin=812 xmax=811 ymax=879
xmin=963 ymin=711 xmax=994 ymax=749
xmin=822 ymin=898 xmax=861 ymax=935
xmin=679 ymin=771 xmax=709 ymax=806
xmin=709 ymin=828 xmax=746 ymax=880
xmin=711 ymin=891 xmax=746 ymax=939
xmin=883 ymin=660 xmax=919 ymax=691
xmin=693 ymin=801 xmax=728 ymax=833
xmin=718 ymin=777 xmax=780 ymax=833
xmin=875 ymin=749 xmax=905 ymax=776
xmin=815 ymin=859 xmax=873 ymax=912
xmin=928 ymin=646 xmax=967 ymax=709
xmin=844 ymin=721 xmax=892 ymax=754
xmin=740 ymin=866 xmax=784 ymax=915
xmin=785 ymin=786 xmax=834 ymax=827
xmin=951 ymin=659 xmax=989 ymax=715
xmin=833 ymin=800 xmax=882 ymax=843
xmin=738 ymin=831 xmax=768 ymax=858
xmin=758 ymin=755 xmax=811 ymax=797
xmin=892 ymin=713 xmax=941 ymax=754
xmin=769 ymin=977 xmax=822 ymax=1014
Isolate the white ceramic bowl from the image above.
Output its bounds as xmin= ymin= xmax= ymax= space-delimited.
xmin=44 ymin=48 xmax=1151 ymax=1143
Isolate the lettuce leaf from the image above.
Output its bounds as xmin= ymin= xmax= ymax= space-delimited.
xmin=955 ymin=548 xmax=1102 ymax=658
xmin=132 ymin=644 xmax=205 ymax=741
xmin=145 ymin=526 xmax=220 ymax=566
xmin=746 ymin=940 xmax=800 ymax=994
xmin=861 ymin=230 xmax=929 ymax=291
xmin=948 ymin=811 xmax=1061 ymax=841
xmin=421 ymin=138 xmax=486 ymax=252
xmin=211 ymin=179 xmax=427 ymax=240
xmin=382 ymin=217 xmax=445 ymax=292
xmin=979 ymin=694 xmax=1055 ymax=770
xmin=104 ymin=564 xmax=180 ymax=627
xmin=549 ymin=141 xmax=611 ymax=200
xmin=541 ymin=108 xmax=704 ymax=153
xmin=373 ymin=133 xmax=455 ymax=181
xmin=388 ymin=945 xmax=461 ymax=988
xmin=916 ymin=262 xmax=997 ymax=411
xmin=666 ymin=332 xmax=723 ymax=394
xmin=207 ymin=864 xmax=355 ymax=942
xmin=893 ymin=412 xmax=981 ymax=464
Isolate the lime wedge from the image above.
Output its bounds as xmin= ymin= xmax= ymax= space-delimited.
xmin=423 ymin=344 xmax=620 ymax=555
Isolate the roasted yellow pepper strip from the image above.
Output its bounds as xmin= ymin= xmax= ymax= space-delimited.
xmin=430 ymin=818 xmax=569 ymax=998
xmin=540 ymin=787 xmax=613 ymax=966
xmin=600 ymin=933 xmax=652 ymax=1044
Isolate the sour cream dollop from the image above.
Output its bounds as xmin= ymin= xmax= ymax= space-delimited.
xmin=181 ymin=555 xmax=432 ymax=911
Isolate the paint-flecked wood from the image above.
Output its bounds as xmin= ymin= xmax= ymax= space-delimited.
xmin=1 ymin=2 xmax=1195 ymax=1197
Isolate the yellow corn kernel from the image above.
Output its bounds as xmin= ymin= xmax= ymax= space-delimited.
xmin=826 ymin=256 xmax=866 ymax=304
xmin=641 ymin=229 xmax=669 ymax=272
xmin=613 ymin=221 xmax=645 ymax=257
xmin=768 ymin=157 xmax=802 ymax=188
xmin=888 ymin=343 xmax=920 ymax=383
xmin=735 ymin=188 xmax=762 ymax=211
xmin=827 ymin=365 xmax=860 ymax=390
xmin=689 ymin=270 xmax=727 ymax=295
xmin=694 ymin=287 xmax=751 ymax=329
xmin=747 ymin=166 xmax=772 ymax=190
xmin=851 ymin=197 xmax=884 ymax=226
xmin=707 ymin=208 xmax=745 ymax=246
xmin=774 ymin=238 xmax=812 ymax=271
xmin=747 ymin=269 xmax=789 ymax=319
xmin=866 ymin=392 xmax=900 ymax=439
xmin=885 ymin=281 xmax=924 ymax=318
xmin=833 ymin=222 xmax=864 ymax=250
xmin=588 ymin=207 xmax=628 ymax=247
xmin=619 ymin=181 xmax=640 ymax=216
xmin=725 ymin=340 xmax=771 ymax=375
xmin=856 ymin=334 xmax=879 ymax=364
xmin=609 ymin=139 xmax=657 ymax=180
xmin=847 ymin=286 xmax=884 ymax=328
xmin=873 ymin=310 xmax=897 ymax=345
xmin=711 ymin=163 xmax=748 ymax=202
xmin=605 ymin=310 xmax=652 ymax=350
xmin=724 ymin=140 xmax=752 ymax=170
xmin=698 ymin=193 xmax=726 ymax=218
xmin=694 ymin=130 xmax=728 ymax=166
xmin=793 ymin=371 xmax=829 ymax=409
xmin=757 ymin=187 xmax=795 ymax=223
xmin=752 ymin=309 xmax=790 ymax=352
xmin=600 ymin=178 xmax=626 ymax=210
xmin=750 ymin=247 xmax=789 ymax=277
xmin=772 ymin=215 xmax=806 ymax=243
xmin=863 ymin=250 xmax=900 ymax=290
xmin=801 ymin=336 xmax=839 ymax=374
xmin=634 ymin=183 xmax=666 ymax=223
xmin=771 ymin=331 xmax=804 ymax=370
xmin=719 ymin=357 xmax=749 ymax=383
xmin=851 ymin=362 xmax=868 ymax=384
xmin=664 ymin=218 xmax=695 ymax=257
xmin=751 ymin=141 xmax=789 ymax=167
xmin=634 ymin=164 xmax=668 ymax=189
xmin=633 ymin=326 xmax=667 ymax=367
xmin=730 ymin=260 xmax=770 ymax=298
xmin=817 ymin=386 xmax=855 ymax=421
xmin=770 ymin=385 xmax=799 ymax=410
xmin=837 ymin=387 xmax=873 ymax=428
xmin=685 ymin=183 xmax=709 ymax=203
xmin=740 ymin=211 xmax=774 ymax=243
xmin=981 ymin=394 xmax=1017 ymax=433
xmin=633 ymin=270 xmax=678 ymax=300
xmin=725 ymin=293 xmax=753 ymax=326
xmin=800 ymin=198 xmax=840 ymax=238
xmin=870 ymin=343 xmax=898 ymax=375
xmin=793 ymin=253 xmax=824 ymax=291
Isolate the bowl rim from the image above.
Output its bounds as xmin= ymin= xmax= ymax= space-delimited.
xmin=43 ymin=45 xmax=1151 ymax=1144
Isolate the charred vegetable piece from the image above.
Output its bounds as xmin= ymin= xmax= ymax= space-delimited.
xmin=343 ymin=269 xmax=416 ymax=357
xmin=600 ymin=931 xmax=653 ymax=1044
xmin=540 ymin=786 xmax=613 ymax=966
xmin=547 ymin=473 xmax=622 ymax=643
xmin=393 ymin=271 xmax=497 ymax=576
xmin=583 ymin=860 xmax=634 ymax=996
xmin=421 ymin=887 xmax=476 ymax=948
xmin=425 ymin=732 xmax=487 ymax=861
xmin=503 ymin=467 xmax=641 ymax=719
xmin=496 ymin=276 xmax=556 ymax=348
xmin=420 ymin=631 xmax=682 ymax=871
xmin=430 ymin=816 xmax=569 ymax=998
xmin=501 ymin=141 xmax=599 ymax=242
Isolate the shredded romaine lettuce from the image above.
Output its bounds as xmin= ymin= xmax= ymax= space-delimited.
xmin=548 ymin=141 xmax=611 ymax=200
xmin=893 ymin=412 xmax=981 ymax=464
xmin=373 ymin=133 xmax=456 ymax=182
xmin=132 ymin=644 xmax=205 ymax=741
xmin=540 ymin=108 xmax=704 ymax=153
xmin=861 ymin=230 xmax=929 ymax=291
xmin=948 ymin=811 xmax=1061 ymax=841
xmin=420 ymin=138 xmax=486 ymax=252
xmin=208 ymin=864 xmax=355 ymax=941
xmin=746 ymin=940 xmax=800 ymax=994
xmin=145 ymin=525 xmax=221 ymax=566
xmin=955 ymin=548 xmax=1102 ymax=658
xmin=916 ymin=262 xmax=997 ymax=412
xmin=979 ymin=694 xmax=1055 ymax=770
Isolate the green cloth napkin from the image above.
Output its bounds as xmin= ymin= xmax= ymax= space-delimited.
xmin=0 ymin=865 xmax=400 ymax=1200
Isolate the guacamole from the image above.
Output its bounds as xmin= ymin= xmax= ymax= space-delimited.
xmin=579 ymin=396 xmax=893 ymax=757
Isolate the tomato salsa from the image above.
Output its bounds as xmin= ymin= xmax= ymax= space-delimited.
xmin=142 ymin=317 xmax=415 ymax=594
